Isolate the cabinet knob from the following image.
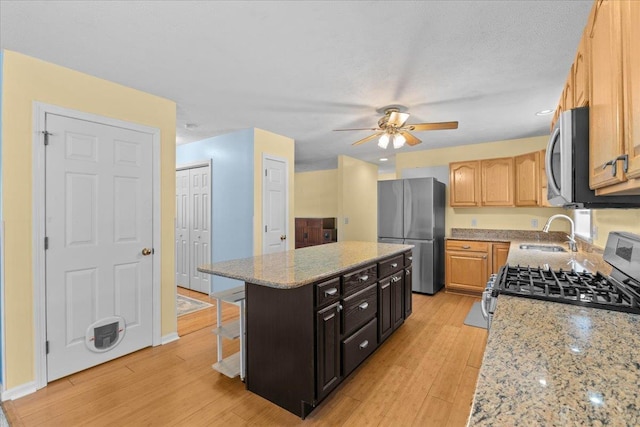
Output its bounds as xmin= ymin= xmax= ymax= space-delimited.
xmin=359 ymin=340 xmax=369 ymax=350
xmin=359 ymin=275 xmax=369 ymax=282
xmin=391 ymin=263 xmax=398 ymax=268
xmin=358 ymin=302 xmax=369 ymax=310
xmin=462 ymin=245 xmax=471 ymax=249
xmin=337 ymin=304 xmax=343 ymax=312
xmin=482 ymin=255 xmax=487 ymax=259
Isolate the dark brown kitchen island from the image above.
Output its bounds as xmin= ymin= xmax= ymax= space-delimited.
xmin=198 ymin=241 xmax=414 ymax=418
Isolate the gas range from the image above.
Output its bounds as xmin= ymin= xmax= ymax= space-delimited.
xmin=495 ymin=265 xmax=640 ymax=314
xmin=482 ymin=231 xmax=640 ymax=328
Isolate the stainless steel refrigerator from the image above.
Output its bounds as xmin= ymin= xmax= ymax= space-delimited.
xmin=378 ymin=178 xmax=445 ymax=294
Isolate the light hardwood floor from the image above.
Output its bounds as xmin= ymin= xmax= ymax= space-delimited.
xmin=3 ymin=290 xmax=487 ymax=426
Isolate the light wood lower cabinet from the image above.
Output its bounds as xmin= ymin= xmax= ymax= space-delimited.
xmin=445 ymin=240 xmax=511 ymax=296
xmin=492 ymin=242 xmax=511 ymax=274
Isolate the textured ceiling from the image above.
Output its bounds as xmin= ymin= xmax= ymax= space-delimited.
xmin=0 ymin=0 xmax=593 ymax=173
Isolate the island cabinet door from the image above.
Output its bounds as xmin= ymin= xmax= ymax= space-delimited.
xmin=316 ymin=302 xmax=342 ymax=400
xmin=391 ymin=272 xmax=404 ymax=330
xmin=404 ymin=267 xmax=413 ymax=318
xmin=378 ymin=277 xmax=393 ymax=343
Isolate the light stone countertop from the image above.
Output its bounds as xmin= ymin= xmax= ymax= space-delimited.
xmin=505 ymin=239 xmax=612 ymax=275
xmin=468 ymin=295 xmax=640 ymax=426
xmin=197 ymin=241 xmax=413 ymax=289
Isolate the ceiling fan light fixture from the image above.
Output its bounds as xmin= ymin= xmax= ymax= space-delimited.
xmin=393 ymin=133 xmax=406 ymax=149
xmin=378 ymin=134 xmax=390 ymax=149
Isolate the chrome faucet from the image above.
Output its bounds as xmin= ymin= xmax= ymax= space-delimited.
xmin=542 ymin=214 xmax=578 ymax=252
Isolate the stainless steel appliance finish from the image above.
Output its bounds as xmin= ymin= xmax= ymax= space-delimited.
xmin=545 ymin=107 xmax=640 ymax=208
xmin=378 ymin=177 xmax=445 ymax=294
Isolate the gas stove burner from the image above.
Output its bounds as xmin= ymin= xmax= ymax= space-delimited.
xmin=497 ymin=264 xmax=640 ymax=315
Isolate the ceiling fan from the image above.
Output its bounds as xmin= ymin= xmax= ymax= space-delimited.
xmin=334 ymin=106 xmax=458 ymax=149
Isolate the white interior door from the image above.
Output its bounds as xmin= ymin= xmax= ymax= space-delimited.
xmin=45 ymin=113 xmax=154 ymax=382
xmin=188 ymin=166 xmax=211 ymax=294
xmin=175 ymin=170 xmax=190 ymax=288
xmin=263 ymin=156 xmax=288 ymax=254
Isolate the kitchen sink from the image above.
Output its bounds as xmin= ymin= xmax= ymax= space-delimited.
xmin=518 ymin=244 xmax=567 ymax=252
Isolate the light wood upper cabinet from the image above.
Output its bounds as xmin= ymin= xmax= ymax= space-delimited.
xmin=450 ymin=161 xmax=480 ymax=207
xmin=573 ymin=31 xmax=589 ymax=107
xmin=481 ymin=157 xmax=514 ymax=206
xmin=620 ymin=0 xmax=640 ymax=183
xmin=539 ymin=149 xmax=552 ymax=207
xmin=589 ymin=0 xmax=625 ymax=190
xmin=515 ymin=152 xmax=540 ymax=206
xmin=590 ymin=0 xmax=640 ymax=195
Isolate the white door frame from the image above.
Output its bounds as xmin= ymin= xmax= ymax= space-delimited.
xmin=32 ymin=102 xmax=162 ymax=389
xmin=262 ymin=154 xmax=289 ymax=254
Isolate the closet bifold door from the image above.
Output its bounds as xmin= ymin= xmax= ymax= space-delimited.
xmin=175 ymin=164 xmax=212 ymax=294
xmin=176 ymin=169 xmax=191 ymax=289
xmin=188 ymin=166 xmax=211 ymax=294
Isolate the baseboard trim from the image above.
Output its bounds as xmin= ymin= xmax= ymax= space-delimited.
xmin=2 ymin=381 xmax=37 ymax=401
xmin=161 ymin=332 xmax=179 ymax=345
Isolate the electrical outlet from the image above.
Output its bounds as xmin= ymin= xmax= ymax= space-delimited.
xmin=344 ymin=217 xmax=349 ymax=225
xmin=531 ymin=219 xmax=538 ymax=229
xmin=471 ymin=218 xmax=477 ymax=227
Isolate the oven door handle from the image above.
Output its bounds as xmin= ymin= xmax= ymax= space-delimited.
xmin=480 ymin=290 xmax=489 ymax=320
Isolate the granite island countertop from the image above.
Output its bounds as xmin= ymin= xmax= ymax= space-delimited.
xmin=468 ymin=296 xmax=640 ymax=426
xmin=197 ymin=241 xmax=413 ymax=289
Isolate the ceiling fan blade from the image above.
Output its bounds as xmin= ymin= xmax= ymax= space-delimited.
xmin=352 ymin=133 xmax=383 ymax=146
xmin=387 ymin=112 xmax=410 ymax=127
xmin=408 ymin=121 xmax=459 ymax=131
xmin=401 ymin=131 xmax=422 ymax=146
xmin=333 ymin=127 xmax=381 ymax=131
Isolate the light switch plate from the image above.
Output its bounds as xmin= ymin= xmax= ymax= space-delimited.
xmin=344 ymin=217 xmax=349 ymax=225
xmin=471 ymin=218 xmax=477 ymax=227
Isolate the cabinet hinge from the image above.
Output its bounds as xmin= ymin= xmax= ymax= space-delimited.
xmin=265 ymin=225 xmax=267 ymax=232
xmin=46 ymin=341 xmax=50 ymax=354
xmin=44 ymin=236 xmax=49 ymax=250
xmin=42 ymin=131 xmax=52 ymax=146
xmin=265 ymin=169 xmax=267 ymax=176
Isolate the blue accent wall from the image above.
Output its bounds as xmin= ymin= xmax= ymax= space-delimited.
xmin=0 ymin=49 xmax=4 ymax=385
xmin=176 ymin=129 xmax=254 ymax=292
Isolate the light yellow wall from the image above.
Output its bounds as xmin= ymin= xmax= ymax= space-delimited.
xmin=395 ymin=135 xmax=568 ymax=235
xmin=592 ymin=209 xmax=640 ymax=248
xmin=253 ymin=128 xmax=295 ymax=255
xmin=1 ymin=50 xmax=176 ymax=389
xmin=396 ymin=135 xmax=550 ymax=170
xmin=337 ymin=155 xmax=378 ymax=242
xmin=378 ymin=172 xmax=397 ymax=181
xmin=294 ymin=169 xmax=339 ymax=217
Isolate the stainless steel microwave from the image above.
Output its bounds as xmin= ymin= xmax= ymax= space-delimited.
xmin=545 ymin=106 xmax=640 ymax=208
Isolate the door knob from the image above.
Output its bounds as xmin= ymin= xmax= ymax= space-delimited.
xmin=141 ymin=248 xmax=152 ymax=256
xmin=280 ymin=235 xmax=287 ymax=241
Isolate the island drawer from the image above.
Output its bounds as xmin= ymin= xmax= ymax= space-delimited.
xmin=342 ymin=284 xmax=377 ymax=336
xmin=404 ymin=251 xmax=413 ymax=266
xmin=342 ymin=318 xmax=377 ymax=377
xmin=316 ymin=277 xmax=341 ymax=308
xmin=446 ymin=240 xmax=489 ymax=252
xmin=378 ymin=254 xmax=404 ymax=278
xmin=343 ymin=264 xmax=378 ymax=296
